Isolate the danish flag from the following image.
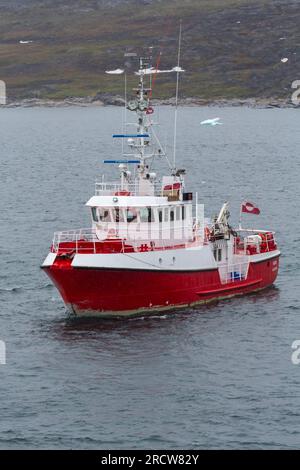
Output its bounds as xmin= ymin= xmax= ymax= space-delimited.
xmin=241 ymin=201 xmax=260 ymax=215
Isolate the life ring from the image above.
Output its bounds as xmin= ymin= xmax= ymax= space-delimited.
xmin=107 ymin=228 xmax=117 ymax=239
xmin=259 ymin=233 xmax=267 ymax=242
xmin=115 ymin=190 xmax=130 ymax=196
xmin=204 ymin=226 xmax=211 ymax=241
xmin=146 ymin=106 xmax=154 ymax=115
xmin=259 ymin=233 xmax=268 ymax=252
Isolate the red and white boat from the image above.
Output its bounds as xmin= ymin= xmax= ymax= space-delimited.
xmin=42 ymin=56 xmax=280 ymax=318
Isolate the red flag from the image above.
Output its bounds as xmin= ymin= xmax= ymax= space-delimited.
xmin=241 ymin=201 xmax=260 ymax=215
xmin=163 ymin=182 xmax=181 ymax=190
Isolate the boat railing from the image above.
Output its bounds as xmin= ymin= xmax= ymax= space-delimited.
xmin=52 ymin=227 xmax=203 ymax=255
xmin=95 ymin=181 xmax=163 ymax=197
xmin=218 ymin=261 xmax=249 ymax=284
xmin=52 ymin=228 xmax=98 ymax=254
xmin=234 ymin=229 xmax=277 ymax=255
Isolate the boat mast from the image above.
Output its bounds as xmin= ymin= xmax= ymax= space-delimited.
xmin=128 ymin=55 xmax=156 ymax=179
xmin=172 ymin=20 xmax=182 ymax=174
xmin=108 ymin=52 xmax=179 ymax=179
xmin=137 ymin=57 xmax=146 ymax=167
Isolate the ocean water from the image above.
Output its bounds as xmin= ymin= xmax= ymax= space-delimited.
xmin=0 ymin=106 xmax=299 ymax=449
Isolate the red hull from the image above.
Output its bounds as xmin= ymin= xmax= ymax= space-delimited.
xmin=43 ymin=254 xmax=280 ymax=317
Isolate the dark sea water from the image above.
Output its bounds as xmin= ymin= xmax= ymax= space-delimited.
xmin=0 ymin=106 xmax=299 ymax=449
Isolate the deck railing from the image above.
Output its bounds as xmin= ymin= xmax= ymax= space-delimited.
xmin=95 ymin=181 xmax=163 ymax=197
xmin=234 ymin=229 xmax=277 ymax=255
xmin=52 ymin=227 xmax=202 ymax=255
xmin=218 ymin=261 xmax=249 ymax=284
xmin=52 ymin=228 xmax=98 ymax=254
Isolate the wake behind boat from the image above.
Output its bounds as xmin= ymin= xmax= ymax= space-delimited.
xmin=41 ymin=54 xmax=280 ymax=318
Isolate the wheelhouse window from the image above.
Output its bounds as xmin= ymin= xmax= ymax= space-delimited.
xmin=91 ymin=207 xmax=99 ymax=222
xmin=170 ymin=209 xmax=175 ymax=222
xmin=99 ymin=208 xmax=111 ymax=222
xmin=158 ymin=209 xmax=163 ymax=223
xmin=113 ymin=208 xmax=125 ymax=223
xmin=126 ymin=208 xmax=138 ymax=223
xmin=164 ymin=208 xmax=169 ymax=222
xmin=140 ymin=207 xmax=154 ymax=223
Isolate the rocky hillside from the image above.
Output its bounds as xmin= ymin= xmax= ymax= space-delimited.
xmin=0 ymin=0 xmax=299 ymax=102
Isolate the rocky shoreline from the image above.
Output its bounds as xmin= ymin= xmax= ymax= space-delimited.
xmin=2 ymin=95 xmax=298 ymax=109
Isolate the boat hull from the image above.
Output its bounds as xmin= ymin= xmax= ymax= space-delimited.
xmin=43 ymin=253 xmax=280 ymax=318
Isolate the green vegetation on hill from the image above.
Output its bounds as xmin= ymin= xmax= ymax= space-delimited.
xmin=0 ymin=0 xmax=299 ymax=101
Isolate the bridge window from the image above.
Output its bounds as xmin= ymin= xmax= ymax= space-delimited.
xmin=113 ymin=208 xmax=125 ymax=223
xmin=126 ymin=208 xmax=138 ymax=223
xmin=99 ymin=208 xmax=111 ymax=222
xmin=170 ymin=209 xmax=175 ymax=222
xmin=182 ymin=206 xmax=185 ymax=220
xmin=164 ymin=208 xmax=169 ymax=222
xmin=158 ymin=210 xmax=163 ymax=223
xmin=91 ymin=207 xmax=99 ymax=222
xmin=140 ymin=207 xmax=154 ymax=223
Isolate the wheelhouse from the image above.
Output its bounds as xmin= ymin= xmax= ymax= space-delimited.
xmin=87 ymin=193 xmax=195 ymax=245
